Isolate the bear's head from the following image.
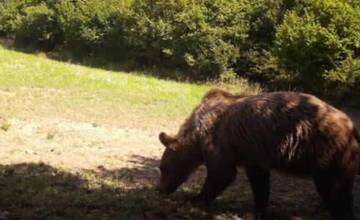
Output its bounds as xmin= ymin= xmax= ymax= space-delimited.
xmin=157 ymin=132 xmax=202 ymax=194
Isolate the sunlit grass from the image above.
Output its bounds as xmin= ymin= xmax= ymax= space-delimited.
xmin=0 ymin=45 xmax=261 ymax=121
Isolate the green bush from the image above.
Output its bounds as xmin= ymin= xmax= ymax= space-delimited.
xmin=129 ymin=0 xmax=249 ymax=78
xmin=274 ymin=0 xmax=360 ymax=90
xmin=245 ymin=0 xmax=299 ymax=49
xmin=0 ymin=0 xmax=131 ymax=52
xmin=15 ymin=3 xmax=59 ymax=47
xmin=56 ymin=0 xmax=131 ymax=53
xmin=0 ymin=0 xmax=20 ymax=34
xmin=236 ymin=0 xmax=297 ymax=83
xmin=325 ymin=58 xmax=360 ymax=105
xmin=0 ymin=0 xmax=61 ymax=48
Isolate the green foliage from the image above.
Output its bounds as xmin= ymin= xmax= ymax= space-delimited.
xmin=129 ymin=0 xmax=249 ymax=78
xmin=275 ymin=0 xmax=360 ymax=90
xmin=0 ymin=0 xmax=359 ymax=105
xmin=245 ymin=0 xmax=298 ymax=48
xmin=56 ymin=0 xmax=131 ymax=53
xmin=0 ymin=0 xmax=61 ymax=48
xmin=15 ymin=3 xmax=58 ymax=46
xmin=0 ymin=0 xmax=20 ymax=34
xmin=325 ymin=58 xmax=360 ymax=105
xmin=235 ymin=0 xmax=301 ymax=85
xmin=0 ymin=0 xmax=132 ymax=51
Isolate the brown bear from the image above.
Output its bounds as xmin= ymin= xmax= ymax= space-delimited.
xmin=157 ymin=89 xmax=360 ymax=220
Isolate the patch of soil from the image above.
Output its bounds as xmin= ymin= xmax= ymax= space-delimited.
xmin=0 ymin=117 xmax=163 ymax=172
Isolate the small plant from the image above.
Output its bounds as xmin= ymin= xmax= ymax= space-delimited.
xmin=46 ymin=129 xmax=57 ymax=140
xmin=0 ymin=122 xmax=11 ymax=131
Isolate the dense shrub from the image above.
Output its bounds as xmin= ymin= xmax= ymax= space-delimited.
xmin=128 ymin=0 xmax=249 ymax=78
xmin=235 ymin=0 xmax=297 ymax=83
xmin=0 ymin=0 xmax=20 ymax=34
xmin=325 ymin=58 xmax=360 ymax=105
xmin=275 ymin=0 xmax=360 ymax=90
xmin=0 ymin=0 xmax=61 ymax=49
xmin=56 ymin=0 xmax=131 ymax=53
xmin=0 ymin=0 xmax=131 ymax=51
xmin=244 ymin=0 xmax=300 ymax=49
xmin=16 ymin=3 xmax=59 ymax=48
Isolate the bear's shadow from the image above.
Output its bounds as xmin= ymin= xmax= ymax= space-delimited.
xmin=1 ymin=155 xmax=359 ymax=220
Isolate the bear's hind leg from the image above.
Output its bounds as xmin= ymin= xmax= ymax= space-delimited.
xmin=245 ymin=166 xmax=270 ymax=217
xmin=314 ymin=171 xmax=356 ymax=220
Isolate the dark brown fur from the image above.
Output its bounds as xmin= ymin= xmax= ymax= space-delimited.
xmin=158 ymin=89 xmax=360 ymax=220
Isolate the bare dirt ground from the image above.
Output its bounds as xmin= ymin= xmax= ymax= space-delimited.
xmin=1 ymin=88 xmax=360 ymax=220
xmin=0 ymin=117 xmax=161 ymax=171
xmin=0 ymin=88 xmax=170 ymax=190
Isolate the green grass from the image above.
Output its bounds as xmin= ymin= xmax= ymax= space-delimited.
xmin=0 ymin=45 xmax=261 ymax=122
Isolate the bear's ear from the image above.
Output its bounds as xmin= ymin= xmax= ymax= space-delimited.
xmin=159 ymin=132 xmax=178 ymax=151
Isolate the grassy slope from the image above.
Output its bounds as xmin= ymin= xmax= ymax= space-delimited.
xmin=0 ymin=46 xmax=204 ymax=122
xmin=0 ymin=45 xmax=260 ymax=125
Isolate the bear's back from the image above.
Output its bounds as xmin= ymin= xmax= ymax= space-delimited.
xmin=212 ymin=91 xmax=358 ymax=173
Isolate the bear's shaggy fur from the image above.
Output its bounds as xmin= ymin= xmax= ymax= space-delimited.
xmin=158 ymin=89 xmax=360 ymax=220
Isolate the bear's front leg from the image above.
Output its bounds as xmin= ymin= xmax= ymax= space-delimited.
xmin=194 ymin=157 xmax=237 ymax=204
